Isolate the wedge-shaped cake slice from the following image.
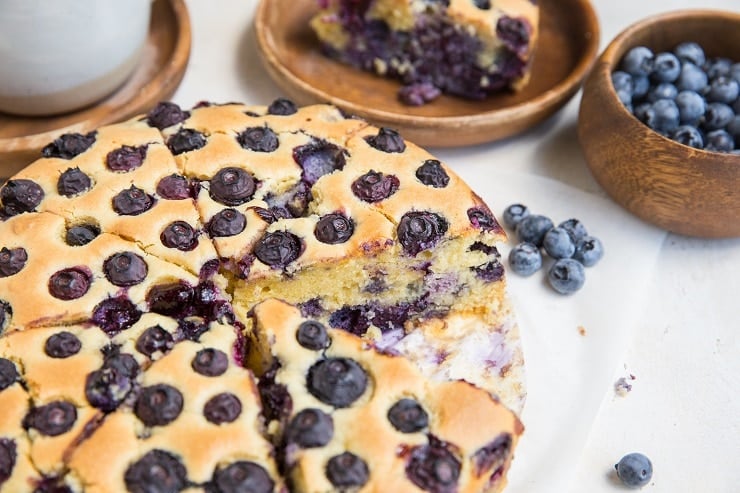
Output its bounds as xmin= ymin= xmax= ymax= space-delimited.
xmin=248 ymin=298 xmax=523 ymax=493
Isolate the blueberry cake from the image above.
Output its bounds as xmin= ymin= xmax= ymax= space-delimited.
xmin=310 ymin=0 xmax=539 ymax=105
xmin=0 ymin=99 xmax=524 ymax=491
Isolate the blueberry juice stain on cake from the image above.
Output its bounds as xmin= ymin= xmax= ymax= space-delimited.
xmin=310 ymin=0 xmax=540 ymax=105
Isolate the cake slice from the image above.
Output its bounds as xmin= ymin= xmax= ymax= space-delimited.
xmin=247 ymin=298 xmax=523 ymax=493
xmin=310 ymin=0 xmax=539 ymax=104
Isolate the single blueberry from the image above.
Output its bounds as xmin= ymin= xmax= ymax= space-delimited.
xmin=673 ymin=41 xmax=705 ymax=66
xmin=646 ymin=82 xmax=677 ymax=103
xmin=41 ymin=132 xmax=96 ymax=159
xmin=91 ymin=296 xmax=142 ymax=336
xmin=704 ymin=57 xmax=732 ymax=80
xmin=573 ymin=235 xmax=604 ymax=267
xmin=44 ymin=331 xmax=82 ymax=358
xmin=203 ymin=392 xmax=242 ymax=424
xmin=415 ymin=159 xmax=449 ymax=188
xmin=615 ymin=452 xmax=653 ymax=489
xmin=731 ymin=62 xmax=740 ymax=84
xmin=496 ymin=16 xmax=531 ymax=55
xmin=675 ymin=90 xmax=706 ymax=124
xmin=191 ymin=348 xmax=229 ymax=377
xmin=160 ymin=221 xmax=198 ymax=251
xmin=633 ymin=102 xmax=654 ymax=125
xmin=112 ymin=185 xmax=155 ymax=216
xmin=285 ymin=408 xmax=334 ymax=448
xmin=0 ymin=301 xmax=10 ymax=334
xmin=236 ymin=126 xmax=279 ymax=152
xmin=0 ymin=438 xmax=15 ymax=484
xmin=254 ymin=231 xmax=302 ymax=268
xmin=515 ymin=214 xmax=553 ymax=246
xmin=547 ymin=258 xmax=586 ymax=294
xmin=65 ymin=223 xmax=100 ymax=246
xmin=157 ymin=174 xmax=194 ymax=200
xmin=399 ymin=211 xmax=449 ymax=256
xmin=57 ymin=167 xmax=92 ymax=197
xmin=727 ymin=115 xmax=740 ymax=142
xmin=351 ymin=170 xmax=399 ymax=202
xmin=611 ymin=71 xmax=634 ymax=95
xmin=365 ymin=127 xmax=406 ymax=153
xmin=676 ymin=63 xmax=708 ymax=92
xmin=85 ymin=352 xmax=139 ymax=412
xmin=620 ymin=46 xmax=654 ymax=77
xmin=146 ymin=282 xmax=194 ymax=317
xmin=388 ymin=398 xmax=428 ymax=433
xmin=543 ymin=227 xmax=576 ymax=259
xmin=646 ymin=99 xmax=680 ymax=134
xmin=0 ymin=247 xmax=27 ymax=278
xmin=135 ymin=384 xmax=184 ymax=427
xmin=23 ymin=401 xmax=77 ymax=436
xmin=651 ymin=52 xmax=681 ymax=82
xmin=406 ymin=439 xmax=461 ymax=492
xmin=508 ymin=242 xmax=542 ymax=276
xmin=314 ymin=213 xmax=354 ymax=244
xmin=307 ymin=357 xmax=368 ymax=408
xmin=670 ymin=125 xmax=704 ymax=149
xmin=468 ymin=206 xmax=500 ymax=232
xmin=212 ymin=461 xmax=274 ymax=493
xmin=146 ymin=102 xmax=190 ymax=129
xmin=167 ymin=128 xmax=207 ymax=155
xmin=398 ymin=82 xmax=442 ymax=106
xmin=106 ymin=145 xmax=147 ymax=172
xmin=293 ymin=140 xmax=347 ymax=185
xmin=326 ymin=452 xmax=369 ymax=488
xmin=706 ymin=76 xmax=739 ymax=104
xmin=207 ymin=209 xmax=247 ymax=238
xmin=0 ymin=358 xmax=19 ymax=391
xmin=135 ymin=325 xmax=174 ymax=359
xmin=209 ymin=167 xmax=256 ymax=206
xmin=1 ymin=179 xmax=45 ymax=216
xmin=702 ymin=102 xmax=735 ymax=130
xmin=473 ymin=0 xmax=491 ymax=9
xmin=473 ymin=434 xmax=512 ymax=478
xmin=632 ymin=75 xmax=650 ymax=99
xmin=103 ymin=252 xmax=148 ymax=287
xmin=502 ymin=203 xmax=530 ymax=229
xmin=124 ymin=449 xmax=188 ymax=493
xmin=296 ymin=320 xmax=330 ymax=350
xmin=558 ymin=218 xmax=588 ymax=242
xmin=704 ymin=129 xmax=735 ymax=153
xmin=48 ymin=267 xmax=92 ymax=300
xmin=267 ymin=97 xmax=298 ymax=115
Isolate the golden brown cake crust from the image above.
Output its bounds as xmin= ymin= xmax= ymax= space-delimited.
xmin=0 ymin=100 xmax=524 ymax=492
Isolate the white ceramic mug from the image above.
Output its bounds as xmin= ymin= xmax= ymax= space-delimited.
xmin=0 ymin=0 xmax=151 ymax=116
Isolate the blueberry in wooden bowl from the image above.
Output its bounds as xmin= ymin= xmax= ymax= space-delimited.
xmin=578 ymin=9 xmax=740 ymax=238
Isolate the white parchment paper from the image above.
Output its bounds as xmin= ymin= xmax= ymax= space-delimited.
xmin=451 ymin=166 xmax=668 ymax=492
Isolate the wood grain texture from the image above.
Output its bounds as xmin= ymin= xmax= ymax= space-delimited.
xmin=255 ymin=0 xmax=600 ymax=148
xmin=578 ymin=9 xmax=740 ymax=238
xmin=0 ymin=0 xmax=191 ymax=179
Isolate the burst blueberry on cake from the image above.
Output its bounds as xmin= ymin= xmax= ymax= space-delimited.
xmin=0 ymin=99 xmax=524 ymax=492
xmin=310 ymin=0 xmax=540 ymax=105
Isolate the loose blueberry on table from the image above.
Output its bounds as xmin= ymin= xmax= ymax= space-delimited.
xmin=615 ymin=452 xmax=653 ymax=488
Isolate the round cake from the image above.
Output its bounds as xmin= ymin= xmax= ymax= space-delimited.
xmin=0 ymin=99 xmax=524 ymax=492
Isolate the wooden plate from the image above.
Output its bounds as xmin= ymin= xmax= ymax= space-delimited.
xmin=0 ymin=0 xmax=191 ymax=179
xmin=255 ymin=0 xmax=600 ymax=148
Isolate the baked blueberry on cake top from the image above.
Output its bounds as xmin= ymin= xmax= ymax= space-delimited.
xmin=310 ymin=0 xmax=540 ymax=105
xmin=0 ymin=98 xmax=524 ymax=492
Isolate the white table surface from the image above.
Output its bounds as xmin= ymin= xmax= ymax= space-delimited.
xmin=175 ymin=1 xmax=740 ymax=491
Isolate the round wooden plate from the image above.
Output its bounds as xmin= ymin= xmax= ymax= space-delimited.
xmin=0 ymin=0 xmax=191 ymax=179
xmin=255 ymin=0 xmax=600 ymax=148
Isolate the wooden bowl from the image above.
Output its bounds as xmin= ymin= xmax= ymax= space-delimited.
xmin=578 ymin=9 xmax=740 ymax=238
xmin=255 ymin=0 xmax=600 ymax=148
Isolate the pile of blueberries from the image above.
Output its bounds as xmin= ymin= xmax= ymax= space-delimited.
xmin=612 ymin=41 xmax=740 ymax=153
xmin=502 ymin=204 xmax=604 ymax=295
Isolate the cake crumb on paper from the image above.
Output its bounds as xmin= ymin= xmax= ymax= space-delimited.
xmin=577 ymin=325 xmax=587 ymax=336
